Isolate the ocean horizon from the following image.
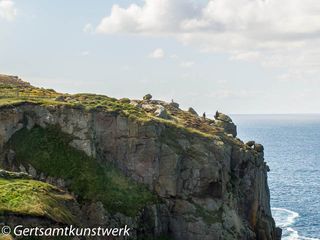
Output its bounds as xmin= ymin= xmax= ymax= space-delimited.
xmin=232 ymin=114 xmax=320 ymax=240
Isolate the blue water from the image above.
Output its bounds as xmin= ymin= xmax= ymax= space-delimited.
xmin=232 ymin=114 xmax=320 ymax=240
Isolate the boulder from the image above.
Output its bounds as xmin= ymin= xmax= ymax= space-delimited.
xmin=188 ymin=107 xmax=198 ymax=116
xmin=275 ymin=227 xmax=282 ymax=240
xmin=215 ymin=120 xmax=237 ymax=137
xmin=246 ymin=141 xmax=255 ymax=147
xmin=143 ymin=94 xmax=152 ymax=101
xmin=214 ymin=111 xmax=237 ymax=137
xmin=215 ymin=111 xmax=232 ymax=122
xmin=28 ymin=164 xmax=37 ymax=178
xmin=119 ymin=98 xmax=131 ymax=104
xmin=154 ymin=106 xmax=169 ymax=119
xmin=170 ymin=101 xmax=179 ymax=108
xmin=254 ymin=143 xmax=264 ymax=152
xmin=54 ymin=95 xmax=66 ymax=102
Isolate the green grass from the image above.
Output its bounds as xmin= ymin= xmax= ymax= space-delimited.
xmin=8 ymin=126 xmax=156 ymax=217
xmin=0 ymin=177 xmax=75 ymax=224
xmin=0 ymin=78 xmax=229 ymax=142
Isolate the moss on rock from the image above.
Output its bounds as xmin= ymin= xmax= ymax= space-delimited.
xmin=8 ymin=126 xmax=156 ymax=217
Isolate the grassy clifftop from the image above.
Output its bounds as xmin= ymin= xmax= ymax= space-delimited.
xmin=0 ymin=170 xmax=76 ymax=224
xmin=0 ymin=74 xmax=230 ymax=139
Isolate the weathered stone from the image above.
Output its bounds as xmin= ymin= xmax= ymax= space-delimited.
xmin=19 ymin=164 xmax=27 ymax=174
xmin=0 ymin=169 xmax=31 ymax=179
xmin=215 ymin=111 xmax=232 ymax=122
xmin=143 ymin=94 xmax=152 ymax=101
xmin=215 ymin=119 xmax=237 ymax=137
xmin=154 ymin=106 xmax=169 ymax=119
xmin=276 ymin=227 xmax=282 ymax=240
xmin=214 ymin=111 xmax=237 ymax=137
xmin=54 ymin=95 xmax=66 ymax=102
xmin=246 ymin=140 xmax=255 ymax=147
xmin=0 ymin=101 xmax=277 ymax=240
xmin=6 ymin=149 xmax=16 ymax=165
xmin=188 ymin=107 xmax=198 ymax=116
xmin=28 ymin=164 xmax=37 ymax=178
xmin=170 ymin=101 xmax=179 ymax=108
xmin=254 ymin=143 xmax=264 ymax=152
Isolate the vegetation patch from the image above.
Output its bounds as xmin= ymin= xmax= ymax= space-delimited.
xmin=193 ymin=202 xmax=223 ymax=225
xmin=0 ymin=75 xmax=227 ymax=141
xmin=0 ymin=177 xmax=75 ymax=224
xmin=8 ymin=126 xmax=156 ymax=217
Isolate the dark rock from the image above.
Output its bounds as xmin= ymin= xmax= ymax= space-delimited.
xmin=215 ymin=111 xmax=232 ymax=122
xmin=170 ymin=101 xmax=179 ymax=108
xmin=143 ymin=94 xmax=152 ymax=101
xmin=214 ymin=111 xmax=237 ymax=137
xmin=246 ymin=141 xmax=255 ymax=147
xmin=54 ymin=95 xmax=66 ymax=102
xmin=276 ymin=227 xmax=282 ymax=240
xmin=215 ymin=120 xmax=237 ymax=137
xmin=188 ymin=107 xmax=198 ymax=116
xmin=254 ymin=143 xmax=264 ymax=152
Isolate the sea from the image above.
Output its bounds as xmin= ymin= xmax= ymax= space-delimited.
xmin=232 ymin=114 xmax=320 ymax=240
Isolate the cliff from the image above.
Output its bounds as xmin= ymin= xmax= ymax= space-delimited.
xmin=0 ymin=74 xmax=281 ymax=239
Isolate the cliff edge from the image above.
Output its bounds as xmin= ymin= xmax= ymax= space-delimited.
xmin=0 ymin=74 xmax=281 ymax=239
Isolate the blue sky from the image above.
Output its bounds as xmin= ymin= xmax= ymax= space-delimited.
xmin=1 ymin=0 xmax=320 ymax=114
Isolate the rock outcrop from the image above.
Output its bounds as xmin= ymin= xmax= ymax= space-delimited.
xmin=0 ymin=75 xmax=280 ymax=240
xmin=188 ymin=107 xmax=198 ymax=116
xmin=214 ymin=111 xmax=237 ymax=137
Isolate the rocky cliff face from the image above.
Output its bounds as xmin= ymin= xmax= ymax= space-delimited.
xmin=0 ymin=75 xmax=280 ymax=240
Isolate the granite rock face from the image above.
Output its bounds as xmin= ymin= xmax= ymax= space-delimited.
xmin=0 ymin=103 xmax=279 ymax=240
xmin=214 ymin=111 xmax=237 ymax=137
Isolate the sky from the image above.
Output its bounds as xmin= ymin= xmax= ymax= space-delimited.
xmin=1 ymin=0 xmax=320 ymax=114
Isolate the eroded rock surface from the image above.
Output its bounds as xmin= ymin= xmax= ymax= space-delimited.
xmin=0 ymin=102 xmax=279 ymax=240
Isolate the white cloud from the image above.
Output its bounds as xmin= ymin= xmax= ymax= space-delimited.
xmin=0 ymin=0 xmax=17 ymax=21
xmin=96 ymin=1 xmax=199 ymax=34
xmin=83 ymin=23 xmax=94 ymax=33
xmin=95 ymin=0 xmax=320 ymax=81
xmin=180 ymin=61 xmax=194 ymax=68
xmin=149 ymin=48 xmax=165 ymax=59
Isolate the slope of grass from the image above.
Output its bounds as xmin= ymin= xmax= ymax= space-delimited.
xmin=0 ymin=75 xmax=227 ymax=140
xmin=0 ymin=175 xmax=75 ymax=224
xmin=8 ymin=126 xmax=156 ymax=217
